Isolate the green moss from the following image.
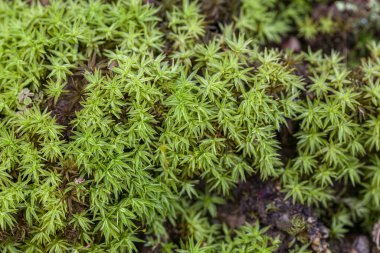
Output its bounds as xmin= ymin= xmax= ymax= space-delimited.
xmin=0 ymin=0 xmax=379 ymax=252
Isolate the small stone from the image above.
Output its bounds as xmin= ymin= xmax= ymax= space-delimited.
xmin=372 ymin=220 xmax=380 ymax=248
xmin=352 ymin=236 xmax=370 ymax=253
xmin=275 ymin=213 xmax=292 ymax=232
xmin=320 ymin=225 xmax=330 ymax=238
xmin=74 ymin=177 xmax=85 ymax=184
xmin=282 ymin=37 xmax=301 ymax=52
xmin=307 ymin=217 xmax=317 ymax=224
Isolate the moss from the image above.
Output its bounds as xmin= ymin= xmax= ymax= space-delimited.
xmin=0 ymin=0 xmax=379 ymax=252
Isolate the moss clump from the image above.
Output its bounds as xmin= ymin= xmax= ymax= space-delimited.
xmin=0 ymin=0 xmax=379 ymax=252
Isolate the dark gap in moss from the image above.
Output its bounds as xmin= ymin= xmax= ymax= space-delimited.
xmin=0 ymin=211 xmax=29 ymax=245
xmin=217 ymin=177 xmax=330 ymax=253
xmin=278 ymin=119 xmax=300 ymax=164
xmin=200 ymin=0 xmax=240 ymax=32
xmin=44 ymin=54 xmax=110 ymax=140
xmin=291 ymin=0 xmax=377 ymax=65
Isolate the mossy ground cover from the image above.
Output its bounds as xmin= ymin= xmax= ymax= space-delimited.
xmin=0 ymin=0 xmax=380 ymax=252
